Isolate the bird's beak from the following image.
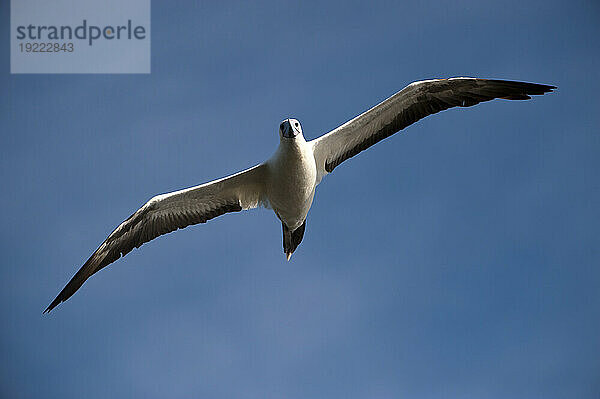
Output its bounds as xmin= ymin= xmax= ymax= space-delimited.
xmin=281 ymin=120 xmax=296 ymax=138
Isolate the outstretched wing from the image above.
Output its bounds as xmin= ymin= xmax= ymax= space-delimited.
xmin=311 ymin=78 xmax=555 ymax=183
xmin=45 ymin=163 xmax=268 ymax=313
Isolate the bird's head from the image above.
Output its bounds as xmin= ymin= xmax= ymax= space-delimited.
xmin=279 ymin=118 xmax=303 ymax=140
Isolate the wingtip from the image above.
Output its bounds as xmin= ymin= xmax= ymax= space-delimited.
xmin=43 ymin=297 xmax=61 ymax=314
xmin=540 ymin=84 xmax=557 ymax=93
xmin=534 ymin=82 xmax=557 ymax=94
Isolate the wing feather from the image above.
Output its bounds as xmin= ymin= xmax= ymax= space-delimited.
xmin=44 ymin=163 xmax=267 ymax=313
xmin=311 ymin=78 xmax=555 ymax=182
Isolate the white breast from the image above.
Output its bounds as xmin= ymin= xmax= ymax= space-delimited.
xmin=265 ymin=139 xmax=317 ymax=230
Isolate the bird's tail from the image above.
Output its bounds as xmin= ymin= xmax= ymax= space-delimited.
xmin=282 ymin=220 xmax=306 ymax=261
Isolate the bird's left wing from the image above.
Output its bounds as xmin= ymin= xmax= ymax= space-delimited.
xmin=45 ymin=163 xmax=268 ymax=313
xmin=310 ymin=78 xmax=555 ymax=183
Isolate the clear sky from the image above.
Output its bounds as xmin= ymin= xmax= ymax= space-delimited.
xmin=2 ymin=1 xmax=599 ymax=398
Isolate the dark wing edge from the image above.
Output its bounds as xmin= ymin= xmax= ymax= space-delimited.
xmin=44 ymin=164 xmax=267 ymax=313
xmin=311 ymin=78 xmax=555 ymax=179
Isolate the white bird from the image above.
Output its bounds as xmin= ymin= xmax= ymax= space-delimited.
xmin=45 ymin=77 xmax=555 ymax=312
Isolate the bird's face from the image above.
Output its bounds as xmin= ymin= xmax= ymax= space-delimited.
xmin=279 ymin=118 xmax=303 ymax=139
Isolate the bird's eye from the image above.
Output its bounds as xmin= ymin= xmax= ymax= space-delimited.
xmin=294 ymin=123 xmax=299 ymax=127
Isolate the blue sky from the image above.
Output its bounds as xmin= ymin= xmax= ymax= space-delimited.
xmin=1 ymin=1 xmax=599 ymax=398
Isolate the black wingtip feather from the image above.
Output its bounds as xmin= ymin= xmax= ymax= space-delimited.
xmin=485 ymin=79 xmax=556 ymax=95
xmin=44 ymin=297 xmax=61 ymax=314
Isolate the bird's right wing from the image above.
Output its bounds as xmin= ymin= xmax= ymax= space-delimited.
xmin=45 ymin=163 xmax=268 ymax=313
xmin=310 ymin=78 xmax=555 ymax=184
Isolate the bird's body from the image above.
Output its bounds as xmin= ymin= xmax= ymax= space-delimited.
xmin=45 ymin=77 xmax=555 ymax=313
xmin=266 ymin=132 xmax=317 ymax=231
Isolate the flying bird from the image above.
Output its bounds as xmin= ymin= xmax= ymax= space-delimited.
xmin=45 ymin=77 xmax=555 ymax=312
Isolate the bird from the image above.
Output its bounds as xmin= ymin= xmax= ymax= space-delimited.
xmin=44 ymin=77 xmax=555 ymax=313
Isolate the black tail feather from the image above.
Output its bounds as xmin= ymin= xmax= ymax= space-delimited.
xmin=282 ymin=220 xmax=306 ymax=259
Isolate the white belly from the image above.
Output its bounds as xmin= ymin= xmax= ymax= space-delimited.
xmin=266 ymin=141 xmax=317 ymax=230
